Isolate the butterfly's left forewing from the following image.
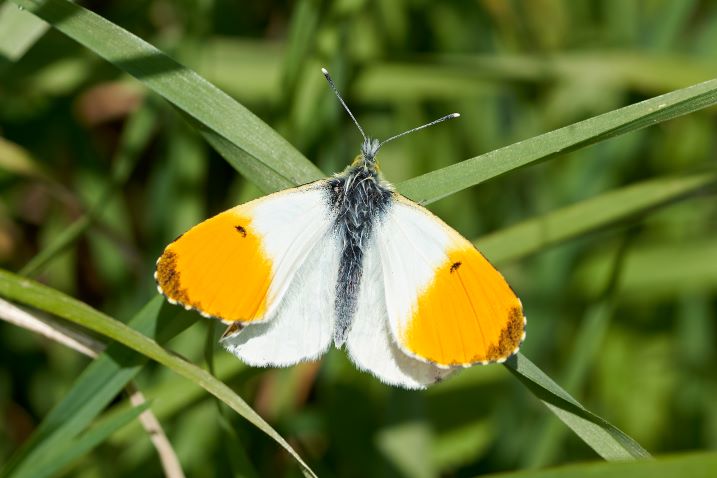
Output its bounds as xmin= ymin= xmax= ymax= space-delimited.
xmin=376 ymin=195 xmax=525 ymax=368
xmin=156 ymin=181 xmax=340 ymax=366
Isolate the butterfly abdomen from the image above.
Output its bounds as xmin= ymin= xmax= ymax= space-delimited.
xmin=328 ymin=165 xmax=392 ymax=345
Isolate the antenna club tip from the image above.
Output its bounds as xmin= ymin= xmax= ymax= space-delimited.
xmin=321 ymin=67 xmax=329 ymax=75
xmin=451 ymin=113 xmax=461 ymax=118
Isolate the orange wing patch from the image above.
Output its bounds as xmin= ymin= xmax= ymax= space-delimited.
xmin=155 ymin=207 xmax=272 ymax=323
xmin=402 ymin=245 xmax=524 ymax=366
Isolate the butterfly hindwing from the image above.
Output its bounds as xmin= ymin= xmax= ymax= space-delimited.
xmin=376 ymin=195 xmax=525 ymax=367
xmin=220 ymin=230 xmax=340 ymax=366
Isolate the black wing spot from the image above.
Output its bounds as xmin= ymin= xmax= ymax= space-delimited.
xmin=235 ymin=225 xmax=247 ymax=237
xmin=450 ymin=262 xmax=462 ymax=273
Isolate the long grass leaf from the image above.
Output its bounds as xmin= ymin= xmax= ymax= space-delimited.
xmin=0 ymin=297 xmax=190 ymax=477
xmin=17 ymin=402 xmax=151 ymax=478
xmin=398 ymin=80 xmax=717 ymax=204
xmin=523 ymin=236 xmax=632 ymax=467
xmin=0 ymin=271 xmax=317 ymax=478
xmin=504 ymin=354 xmax=651 ymax=460
xmin=9 ymin=0 xmax=323 ymax=193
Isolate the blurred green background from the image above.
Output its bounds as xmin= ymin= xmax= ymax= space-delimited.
xmin=1 ymin=0 xmax=716 ymax=477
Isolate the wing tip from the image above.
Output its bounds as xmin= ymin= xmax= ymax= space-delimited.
xmin=393 ymin=304 xmax=527 ymax=369
xmin=154 ymin=248 xmax=234 ymax=323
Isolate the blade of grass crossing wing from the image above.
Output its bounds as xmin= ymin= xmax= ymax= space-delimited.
xmin=9 ymin=0 xmax=324 ymax=193
xmin=504 ymin=354 xmax=651 ymax=461
xmin=398 ymin=79 xmax=717 ymax=204
xmin=17 ymin=403 xmax=151 ymax=478
xmin=0 ymin=271 xmax=317 ymax=478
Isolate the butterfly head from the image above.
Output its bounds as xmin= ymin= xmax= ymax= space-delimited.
xmin=361 ymin=137 xmax=381 ymax=168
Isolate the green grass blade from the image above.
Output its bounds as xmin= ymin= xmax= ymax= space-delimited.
xmin=478 ymin=173 xmax=717 ymax=264
xmin=0 ymin=270 xmax=317 ymax=478
xmin=524 ymin=237 xmax=632 ymax=468
xmin=504 ymin=353 xmax=651 ymax=461
xmin=397 ymin=80 xmax=717 ymax=204
xmin=9 ymin=0 xmax=324 ymax=193
xmin=523 ymin=302 xmax=617 ymax=468
xmin=190 ymin=117 xmax=309 ymax=194
xmin=0 ymin=297 xmax=190 ymax=477
xmin=481 ymin=451 xmax=716 ymax=478
xmin=17 ymin=402 xmax=151 ymax=478
xmin=107 ymin=352 xmax=246 ymax=447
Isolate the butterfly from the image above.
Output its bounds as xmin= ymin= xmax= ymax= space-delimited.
xmin=155 ymin=68 xmax=525 ymax=389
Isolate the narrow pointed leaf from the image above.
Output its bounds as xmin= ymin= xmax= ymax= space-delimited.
xmin=398 ymin=79 xmax=717 ymax=204
xmin=0 ymin=297 xmax=191 ymax=477
xmin=0 ymin=271 xmax=317 ymax=478
xmin=17 ymin=402 xmax=151 ymax=478
xmin=504 ymin=354 xmax=651 ymax=460
xmin=8 ymin=0 xmax=323 ymax=193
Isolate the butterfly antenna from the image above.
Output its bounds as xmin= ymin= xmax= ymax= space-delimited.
xmin=322 ymin=67 xmax=367 ymax=142
xmin=379 ymin=113 xmax=460 ymax=150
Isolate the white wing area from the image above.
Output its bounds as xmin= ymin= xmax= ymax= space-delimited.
xmin=222 ymin=232 xmax=340 ymax=366
xmin=376 ymin=199 xmax=452 ymax=346
xmin=219 ymin=183 xmax=339 ymax=366
xmin=248 ymin=184 xmax=335 ymax=321
xmin=346 ymin=234 xmax=454 ymax=389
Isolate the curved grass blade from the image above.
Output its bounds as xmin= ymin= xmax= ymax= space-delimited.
xmin=9 ymin=0 xmax=324 ymax=193
xmin=16 ymin=402 xmax=151 ymax=478
xmin=0 ymin=298 xmax=185 ymax=477
xmin=0 ymin=270 xmax=317 ymax=478
xmin=477 ymin=173 xmax=717 ymax=264
xmin=481 ymin=451 xmax=716 ymax=478
xmin=523 ymin=235 xmax=633 ymax=467
xmin=398 ymin=79 xmax=717 ymax=204
xmin=0 ymin=297 xmax=192 ymax=478
xmin=504 ymin=353 xmax=651 ymax=461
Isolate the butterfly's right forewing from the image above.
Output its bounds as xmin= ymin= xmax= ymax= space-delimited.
xmin=376 ymin=195 xmax=525 ymax=368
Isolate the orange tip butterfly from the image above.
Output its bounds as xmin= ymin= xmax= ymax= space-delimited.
xmin=154 ymin=68 xmax=526 ymax=389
